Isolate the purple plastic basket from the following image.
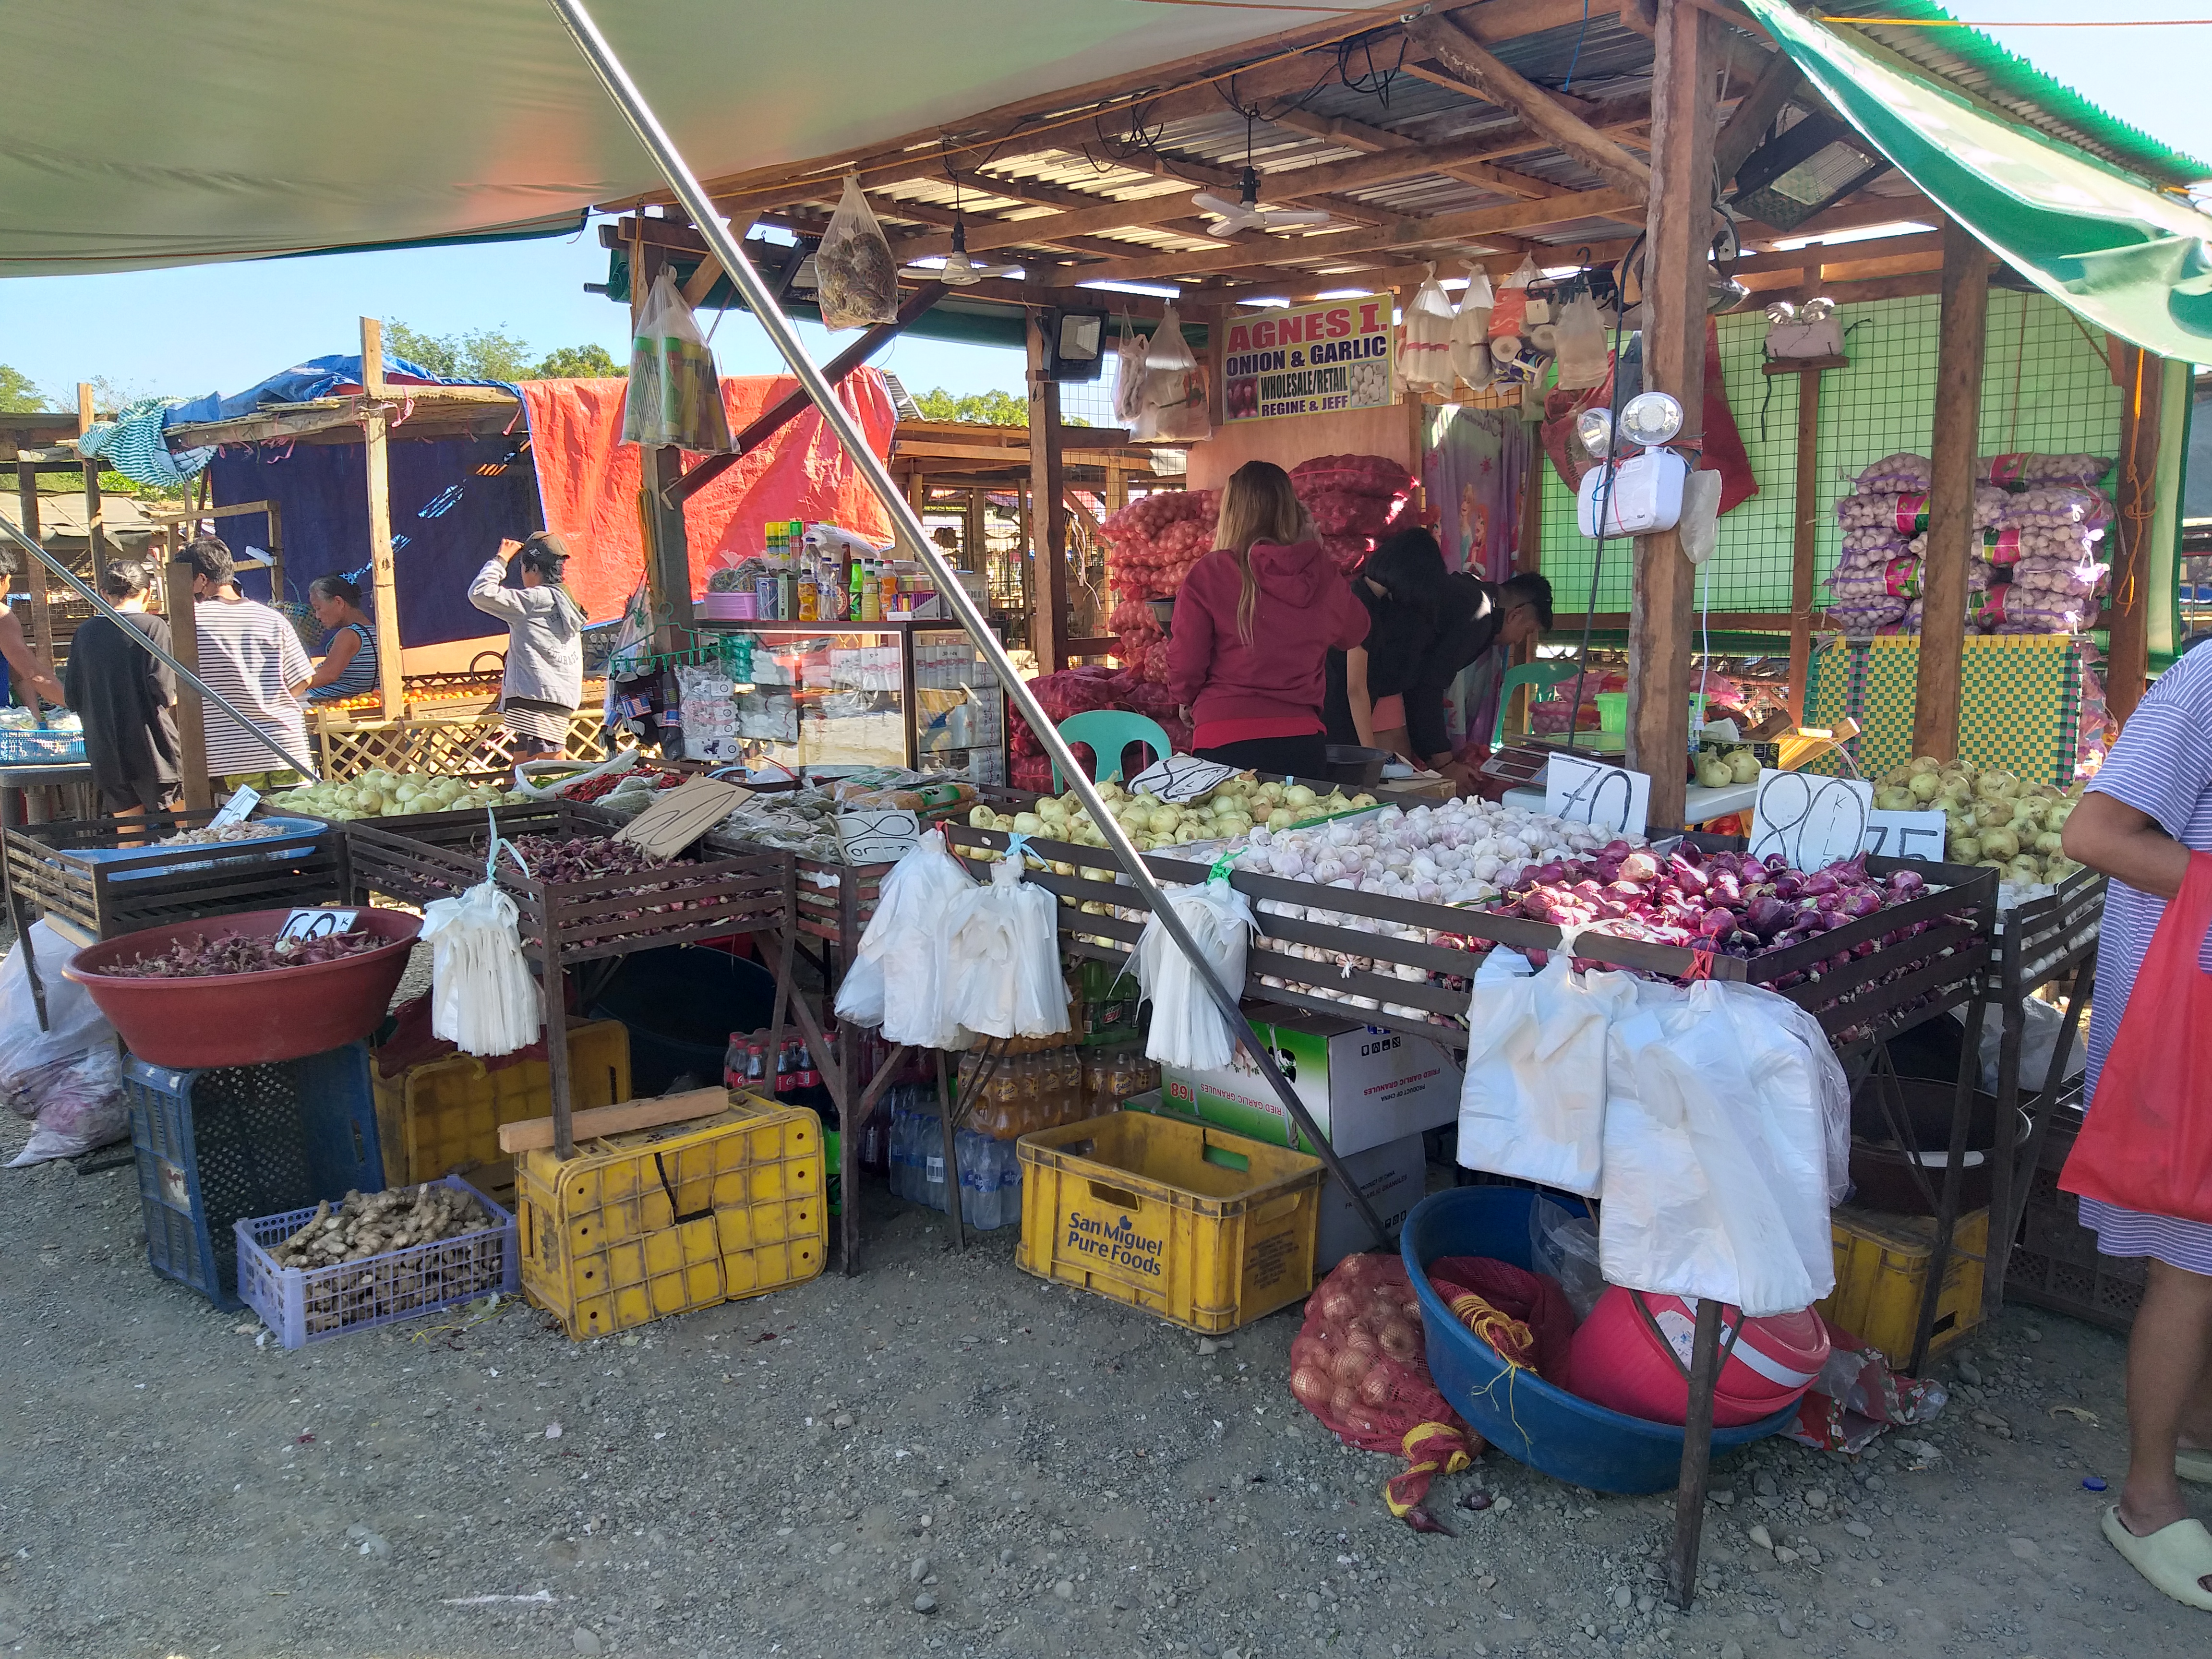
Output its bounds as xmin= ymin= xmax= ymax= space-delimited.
xmin=235 ymin=1176 xmax=517 ymax=1349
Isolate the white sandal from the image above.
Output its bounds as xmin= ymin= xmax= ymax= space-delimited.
xmin=2103 ymin=1506 xmax=2212 ymax=1611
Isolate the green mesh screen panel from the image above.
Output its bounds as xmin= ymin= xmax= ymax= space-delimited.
xmin=1538 ymin=289 xmax=2124 ymax=617
xmin=1796 ymin=634 xmax=2085 ymax=786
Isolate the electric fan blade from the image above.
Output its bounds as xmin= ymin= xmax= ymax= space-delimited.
xmin=1256 ymin=206 xmax=1331 ymax=230
xmin=1190 ymin=190 xmax=1242 ymax=218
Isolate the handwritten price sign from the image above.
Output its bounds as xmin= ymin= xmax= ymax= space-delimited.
xmin=1748 ymin=770 xmax=1874 ymax=871
xmin=277 ymin=908 xmax=361 ymax=943
xmin=1544 ymin=754 xmax=1651 ymax=839
xmin=1863 ymin=810 xmax=1948 ymax=863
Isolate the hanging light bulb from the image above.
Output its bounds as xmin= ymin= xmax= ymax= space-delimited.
xmin=1765 ymin=300 xmax=1799 ymax=325
xmin=1619 ymin=391 xmax=1685 ymax=449
xmin=1800 ymin=296 xmax=1837 ymax=322
xmin=1575 ymin=407 xmax=1615 ymax=459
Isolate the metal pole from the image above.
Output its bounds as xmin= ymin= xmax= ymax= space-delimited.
xmin=544 ymin=0 xmax=1391 ymax=1251
xmin=0 ymin=517 xmax=322 ymax=781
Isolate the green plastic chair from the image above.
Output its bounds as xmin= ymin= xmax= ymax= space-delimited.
xmin=1054 ymin=710 xmax=1174 ymax=792
xmin=1491 ymin=660 xmax=1587 ymax=748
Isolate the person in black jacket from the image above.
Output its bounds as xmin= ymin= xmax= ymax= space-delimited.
xmin=1401 ymin=569 xmax=1553 ymax=792
xmin=63 ymin=559 xmax=180 ymax=827
xmin=1323 ymin=529 xmax=1450 ymax=756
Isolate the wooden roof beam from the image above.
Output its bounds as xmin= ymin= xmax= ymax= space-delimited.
xmin=1407 ymin=13 xmax=1654 ymax=200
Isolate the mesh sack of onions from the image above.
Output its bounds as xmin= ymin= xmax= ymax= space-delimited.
xmin=2009 ymin=555 xmax=2108 ymax=598
xmin=1290 ymin=453 xmax=1416 ymax=500
xmin=1854 ymin=453 xmax=1932 ymax=493
xmin=1320 ymin=534 xmax=1373 ymax=573
xmin=1303 ymin=488 xmax=1399 ymax=539
xmin=1289 ymin=1253 xmax=1476 ymax=1527
xmin=1978 ymin=451 xmax=2112 ymax=488
xmin=1835 ymin=492 xmax=1925 ymax=533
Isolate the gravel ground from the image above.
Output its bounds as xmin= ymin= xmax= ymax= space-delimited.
xmin=2 ymin=1072 xmax=2205 ymax=1659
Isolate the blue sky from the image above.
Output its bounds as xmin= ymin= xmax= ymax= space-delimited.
xmin=1 ymin=2 xmax=2203 ymax=412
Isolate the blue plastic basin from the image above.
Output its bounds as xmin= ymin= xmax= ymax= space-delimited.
xmin=1400 ymin=1186 xmax=1797 ymax=1495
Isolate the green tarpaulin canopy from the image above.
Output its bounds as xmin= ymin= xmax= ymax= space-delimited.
xmin=1742 ymin=0 xmax=2212 ymax=365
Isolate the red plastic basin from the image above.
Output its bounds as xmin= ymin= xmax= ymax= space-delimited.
xmin=64 ymin=907 xmax=422 ymax=1069
xmin=1570 ymin=1287 xmax=1831 ymax=1429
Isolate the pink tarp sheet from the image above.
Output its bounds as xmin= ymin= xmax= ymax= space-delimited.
xmin=519 ymin=370 xmax=898 ymax=623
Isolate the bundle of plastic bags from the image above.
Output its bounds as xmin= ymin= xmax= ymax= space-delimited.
xmin=1 ymin=923 xmax=127 ymax=1166
xmin=420 ymin=839 xmax=542 ymax=1058
xmin=1455 ymin=946 xmax=1635 ymax=1198
xmin=1449 ymin=264 xmax=1494 ymax=391
xmin=1136 ymin=876 xmax=1256 ymax=1069
xmin=834 ymin=829 xmax=974 ymax=1049
xmin=1135 ymin=304 xmax=1211 ymax=443
xmin=943 ymin=856 xmax=1070 ymax=1040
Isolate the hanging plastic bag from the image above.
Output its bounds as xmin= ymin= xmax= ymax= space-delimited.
xmin=1597 ymin=978 xmax=1846 ymax=1317
xmin=1455 ymin=946 xmax=1634 ymax=1197
xmin=1113 ymin=320 xmax=1151 ymax=426
xmin=1527 ymin=1195 xmax=1606 ymax=1323
xmin=1449 ymin=265 xmax=1494 ymax=391
xmin=1140 ymin=304 xmax=1212 ymax=444
xmin=1552 ymin=288 xmax=1609 ymax=390
xmin=834 ymin=828 xmax=974 ymax=1048
xmin=0 ymin=922 xmax=127 ymax=1166
xmin=1136 ymin=874 xmax=1255 ymax=1069
xmin=2061 ymin=852 xmax=2212 ymax=1224
xmin=420 ymin=827 xmax=543 ymax=1058
xmin=815 ymin=175 xmax=900 ymax=330
xmin=1398 ymin=264 xmax=1457 ymax=395
xmin=622 ymin=269 xmax=733 ymax=453
xmin=942 ymin=854 xmax=1070 ymax=1040
xmin=1488 ymin=254 xmax=1539 ymax=343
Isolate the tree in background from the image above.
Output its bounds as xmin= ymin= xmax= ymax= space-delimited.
xmin=913 ymin=387 xmax=1027 ymax=425
xmin=0 ymin=364 xmax=47 ymax=412
xmin=385 ymin=323 xmax=619 ymax=383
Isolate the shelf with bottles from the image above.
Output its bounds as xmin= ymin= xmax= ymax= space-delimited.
xmin=697 ymin=520 xmax=960 ymax=625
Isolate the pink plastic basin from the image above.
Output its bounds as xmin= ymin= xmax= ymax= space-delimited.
xmin=1570 ymin=1287 xmax=1831 ymax=1429
xmin=64 ymin=907 xmax=421 ymax=1069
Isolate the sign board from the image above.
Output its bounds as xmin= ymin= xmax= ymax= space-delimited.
xmin=1220 ymin=294 xmax=1395 ymax=423
xmin=209 ymin=784 xmax=260 ymax=828
xmin=1748 ymin=769 xmax=1875 ymax=870
xmin=1129 ymin=754 xmax=1237 ymax=804
xmin=837 ymin=807 xmax=921 ymax=866
xmin=1544 ymin=754 xmax=1651 ymax=840
xmin=1863 ymin=810 xmax=1948 ymax=863
xmin=277 ymin=907 xmax=360 ymax=943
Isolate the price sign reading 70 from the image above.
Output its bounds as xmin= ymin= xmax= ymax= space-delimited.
xmin=1544 ymin=754 xmax=1651 ymax=839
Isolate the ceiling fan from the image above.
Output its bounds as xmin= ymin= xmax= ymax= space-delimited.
xmin=901 ymin=215 xmax=1022 ymax=286
xmin=1191 ymin=114 xmax=1331 ymax=235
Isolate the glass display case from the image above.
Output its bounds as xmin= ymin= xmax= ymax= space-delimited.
xmin=682 ymin=622 xmax=1007 ymax=782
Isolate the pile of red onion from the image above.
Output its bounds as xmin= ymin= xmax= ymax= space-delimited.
xmin=108 ymin=929 xmax=397 ymax=979
xmin=1288 ymin=1253 xmax=1430 ymax=1432
xmin=1498 ymin=843 xmax=1931 ymax=962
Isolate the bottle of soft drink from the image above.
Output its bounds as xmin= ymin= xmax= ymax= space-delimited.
xmin=723 ymin=1032 xmax=749 ymax=1092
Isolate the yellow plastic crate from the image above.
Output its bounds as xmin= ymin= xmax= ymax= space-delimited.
xmin=372 ymin=1020 xmax=630 ymax=1188
xmin=1816 ymin=1204 xmax=1988 ymax=1369
xmin=517 ymin=1096 xmax=825 ymax=1340
xmin=1016 ymin=1111 xmax=1324 ymax=1335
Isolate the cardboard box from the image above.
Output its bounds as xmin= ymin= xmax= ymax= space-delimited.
xmin=1315 ymin=1133 xmax=1429 ymax=1270
xmin=1158 ymin=1012 xmax=1462 ymax=1158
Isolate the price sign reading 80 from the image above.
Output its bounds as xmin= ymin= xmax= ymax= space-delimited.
xmin=1748 ymin=770 xmax=1875 ymax=872
xmin=1544 ymin=754 xmax=1651 ymax=840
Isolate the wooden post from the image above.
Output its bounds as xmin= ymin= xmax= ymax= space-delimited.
xmin=2108 ymin=344 xmax=2164 ymax=727
xmin=1666 ymin=1298 xmax=1726 ymax=1609
xmin=168 ymin=552 xmax=211 ymax=810
xmin=15 ymin=461 xmax=55 ymax=709
xmin=1028 ymin=316 xmax=1070 ymax=673
xmin=265 ymin=502 xmax=286 ymax=607
xmin=359 ymin=319 xmax=408 ymax=720
xmin=1787 ymin=367 xmax=1827 ymax=720
xmin=77 ymin=383 xmax=107 ymax=579
xmin=1625 ymin=0 xmax=1718 ymax=831
xmin=1205 ymin=305 xmax=1229 ymax=432
xmin=1912 ymin=216 xmax=1990 ymax=762
xmin=964 ymin=487 xmax=986 ymax=576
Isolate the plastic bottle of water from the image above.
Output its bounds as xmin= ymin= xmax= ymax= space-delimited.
xmin=920 ymin=1116 xmax=949 ymax=1214
xmin=998 ymin=1134 xmax=1023 ymax=1226
xmin=957 ymin=1130 xmax=993 ymax=1230
xmin=893 ymin=1104 xmax=922 ymax=1202
xmin=888 ymin=1105 xmax=910 ymax=1201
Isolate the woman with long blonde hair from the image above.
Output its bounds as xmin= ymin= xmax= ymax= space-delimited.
xmin=1165 ymin=460 xmax=1369 ymax=774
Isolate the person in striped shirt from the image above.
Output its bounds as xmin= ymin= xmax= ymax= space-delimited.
xmin=182 ymin=535 xmax=313 ymax=784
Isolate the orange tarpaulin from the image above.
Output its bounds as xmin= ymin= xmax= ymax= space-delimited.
xmin=519 ymin=370 xmax=898 ymax=623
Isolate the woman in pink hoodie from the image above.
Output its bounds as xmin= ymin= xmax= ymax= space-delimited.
xmin=1167 ymin=461 xmax=1370 ymax=775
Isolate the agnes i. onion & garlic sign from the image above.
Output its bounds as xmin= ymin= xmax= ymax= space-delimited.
xmin=1221 ymin=294 xmax=1394 ymax=422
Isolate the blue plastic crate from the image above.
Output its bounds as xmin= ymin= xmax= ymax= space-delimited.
xmin=236 ymin=1176 xmax=518 ymax=1348
xmin=126 ymin=1043 xmax=385 ymax=1308
xmin=0 ymin=730 xmax=86 ymax=764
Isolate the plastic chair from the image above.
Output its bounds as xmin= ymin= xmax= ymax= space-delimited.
xmin=1053 ymin=710 xmax=1174 ymax=793
xmin=1491 ymin=660 xmax=1587 ymax=748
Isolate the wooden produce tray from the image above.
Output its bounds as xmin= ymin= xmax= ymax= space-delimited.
xmin=941 ymin=823 xmax=1995 ymax=1055
xmin=342 ymin=800 xmax=792 ymax=965
xmin=3 ymin=809 xmax=345 ymax=945
xmin=1986 ymin=865 xmax=2104 ymax=999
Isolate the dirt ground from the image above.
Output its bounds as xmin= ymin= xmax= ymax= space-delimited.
xmin=3 ymin=1079 xmax=2206 ymax=1659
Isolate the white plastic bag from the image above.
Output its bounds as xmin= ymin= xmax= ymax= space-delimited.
xmin=1399 ymin=264 xmax=1457 ymax=394
xmin=1112 ymin=321 xmax=1151 ymax=426
xmin=623 ymin=269 xmax=733 ymax=452
xmin=1139 ymin=305 xmax=1211 ymax=444
xmin=1136 ymin=877 xmax=1256 ymax=1070
xmin=420 ymin=836 xmax=543 ymax=1058
xmin=1449 ymin=265 xmax=1495 ymax=391
xmin=1596 ymin=978 xmax=1844 ymax=1317
xmin=942 ymin=857 xmax=1070 ymax=1040
xmin=834 ymin=828 xmax=974 ymax=1048
xmin=816 ymin=175 xmax=899 ymax=330
xmin=1 ymin=923 xmax=127 ymax=1165
xmin=1455 ymin=947 xmax=1634 ymax=1197
xmin=1552 ymin=288 xmax=1610 ymax=390
xmin=1528 ymin=1195 xmax=1606 ymax=1323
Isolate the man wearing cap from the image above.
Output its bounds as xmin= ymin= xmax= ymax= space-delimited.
xmin=469 ymin=532 xmax=587 ymax=759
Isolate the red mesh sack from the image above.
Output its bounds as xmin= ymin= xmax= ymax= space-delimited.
xmin=1291 ymin=454 xmax=1416 ymax=500
xmin=1320 ymin=534 xmax=1372 ymax=573
xmin=1289 ymin=1253 xmax=1480 ymax=1526
xmin=1303 ymin=489 xmax=1397 ymax=538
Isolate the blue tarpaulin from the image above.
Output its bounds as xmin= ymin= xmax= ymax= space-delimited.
xmin=164 ymin=354 xmax=521 ymax=429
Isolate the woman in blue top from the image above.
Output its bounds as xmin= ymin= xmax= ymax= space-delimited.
xmin=300 ymin=574 xmax=380 ymax=704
